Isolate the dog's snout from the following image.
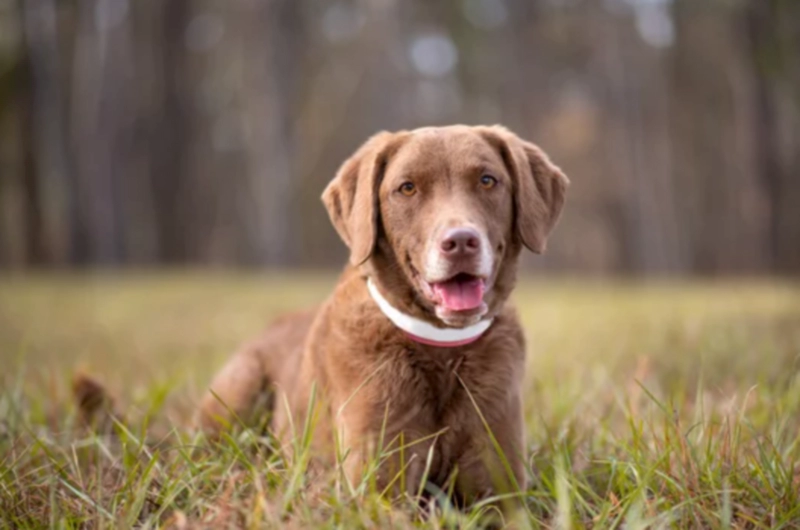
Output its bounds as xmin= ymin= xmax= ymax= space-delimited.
xmin=440 ymin=227 xmax=481 ymax=256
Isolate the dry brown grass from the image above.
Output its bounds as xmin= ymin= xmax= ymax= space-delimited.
xmin=1 ymin=273 xmax=799 ymax=528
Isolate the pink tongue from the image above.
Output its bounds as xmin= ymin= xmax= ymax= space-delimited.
xmin=432 ymin=278 xmax=485 ymax=311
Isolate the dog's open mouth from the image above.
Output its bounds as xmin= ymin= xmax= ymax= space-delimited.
xmin=426 ymin=273 xmax=486 ymax=312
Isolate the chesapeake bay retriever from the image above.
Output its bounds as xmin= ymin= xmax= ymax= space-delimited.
xmin=197 ymin=125 xmax=569 ymax=505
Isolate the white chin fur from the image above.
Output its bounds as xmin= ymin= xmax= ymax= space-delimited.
xmin=367 ymin=279 xmax=493 ymax=339
xmin=435 ymin=302 xmax=489 ymax=326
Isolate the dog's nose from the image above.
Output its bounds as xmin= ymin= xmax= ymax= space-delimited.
xmin=440 ymin=227 xmax=481 ymax=256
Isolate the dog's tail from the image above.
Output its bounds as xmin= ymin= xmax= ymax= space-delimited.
xmin=72 ymin=371 xmax=123 ymax=432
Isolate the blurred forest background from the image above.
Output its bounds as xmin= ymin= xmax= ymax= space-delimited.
xmin=1 ymin=0 xmax=798 ymax=274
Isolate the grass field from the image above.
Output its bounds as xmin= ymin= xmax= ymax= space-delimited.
xmin=1 ymin=273 xmax=800 ymax=528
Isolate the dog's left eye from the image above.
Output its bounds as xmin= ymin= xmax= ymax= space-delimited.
xmin=399 ymin=182 xmax=417 ymax=196
xmin=479 ymin=175 xmax=498 ymax=189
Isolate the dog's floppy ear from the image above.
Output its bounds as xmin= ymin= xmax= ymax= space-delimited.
xmin=479 ymin=126 xmax=570 ymax=254
xmin=322 ymin=131 xmax=404 ymax=265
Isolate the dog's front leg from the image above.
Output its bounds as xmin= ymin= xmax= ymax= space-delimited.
xmin=454 ymin=390 xmax=527 ymax=512
xmin=337 ymin=411 xmax=433 ymax=500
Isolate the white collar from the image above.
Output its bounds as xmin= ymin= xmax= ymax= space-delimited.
xmin=366 ymin=278 xmax=493 ymax=347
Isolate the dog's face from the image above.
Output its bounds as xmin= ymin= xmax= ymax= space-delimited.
xmin=323 ymin=125 xmax=569 ymax=327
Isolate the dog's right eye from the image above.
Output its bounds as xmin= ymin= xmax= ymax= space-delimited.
xmin=398 ymin=182 xmax=417 ymax=197
xmin=480 ymin=175 xmax=498 ymax=189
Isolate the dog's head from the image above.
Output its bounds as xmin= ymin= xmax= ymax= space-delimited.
xmin=323 ymin=125 xmax=569 ymax=328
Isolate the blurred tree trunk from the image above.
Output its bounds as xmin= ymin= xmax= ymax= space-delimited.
xmin=150 ymin=0 xmax=192 ymax=263
xmin=597 ymin=7 xmax=681 ymax=274
xmin=240 ymin=0 xmax=303 ymax=265
xmin=745 ymin=0 xmax=800 ymax=273
xmin=20 ymin=0 xmax=81 ymax=265
xmin=70 ymin=0 xmax=140 ymax=265
xmin=669 ymin=0 xmax=766 ymax=274
xmin=17 ymin=54 xmax=44 ymax=265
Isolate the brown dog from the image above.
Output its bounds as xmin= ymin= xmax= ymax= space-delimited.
xmin=198 ymin=125 xmax=569 ymax=505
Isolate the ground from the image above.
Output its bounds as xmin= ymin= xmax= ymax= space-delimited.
xmin=1 ymin=273 xmax=799 ymax=528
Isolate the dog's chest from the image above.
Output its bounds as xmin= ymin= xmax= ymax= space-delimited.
xmin=395 ymin=342 xmax=500 ymax=427
xmin=403 ymin=348 xmax=465 ymax=417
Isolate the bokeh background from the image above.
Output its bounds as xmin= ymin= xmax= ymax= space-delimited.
xmin=1 ymin=0 xmax=799 ymax=274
